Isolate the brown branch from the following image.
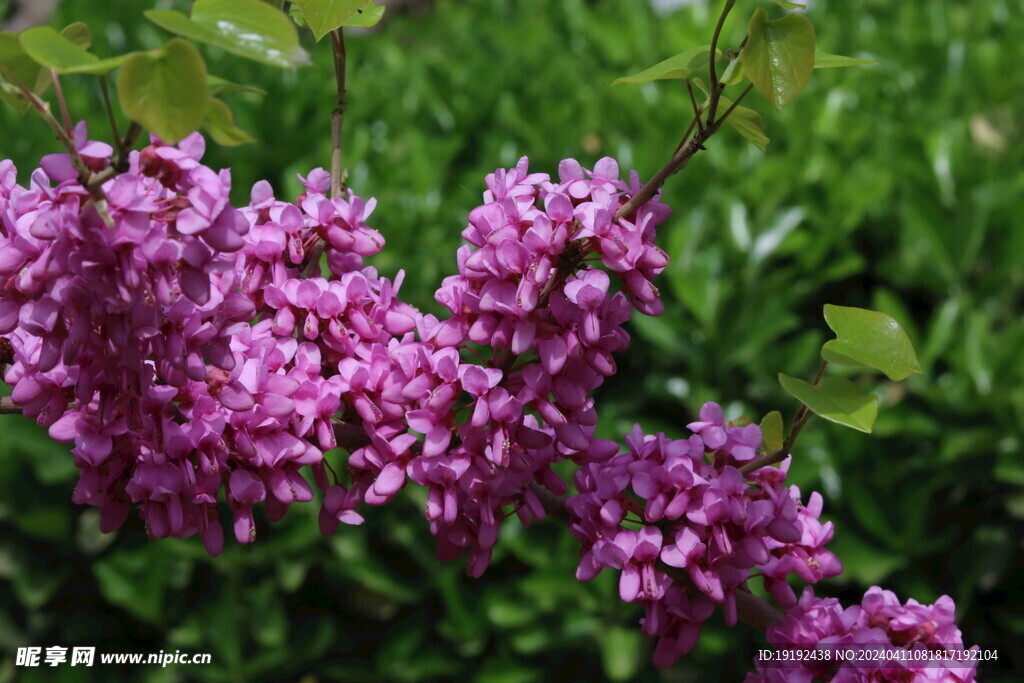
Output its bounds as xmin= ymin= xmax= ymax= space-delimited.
xmin=706 ymin=0 xmax=737 ymax=123
xmin=615 ymin=82 xmax=753 ymax=222
xmin=739 ymin=360 xmax=826 ymax=475
xmin=0 ymin=397 xmax=18 ymax=414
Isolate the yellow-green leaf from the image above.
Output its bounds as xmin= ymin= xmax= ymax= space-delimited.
xmin=19 ymin=26 xmax=99 ymax=73
xmin=292 ymin=0 xmax=383 ymax=39
xmin=779 ymin=374 xmax=879 ymax=433
xmin=821 ymin=305 xmax=922 ymax=381
xmin=117 ymin=39 xmax=209 ymax=143
xmin=759 ymin=411 xmax=784 ymax=452
xmin=208 ymin=74 xmax=267 ymax=96
xmin=345 ymin=1 xmax=386 ymax=28
xmin=612 ymin=46 xmax=718 ymax=85
xmin=146 ymin=0 xmax=307 ymax=69
xmin=202 ymin=98 xmax=255 ymax=146
xmin=814 ymin=51 xmax=878 ymax=69
xmin=716 ymin=95 xmax=769 ymax=151
xmin=740 ymin=8 xmax=815 ymax=111
xmin=720 ymin=57 xmax=745 ymax=85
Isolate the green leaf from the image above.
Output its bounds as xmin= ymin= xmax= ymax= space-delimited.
xmin=19 ymin=26 xmax=99 ymax=73
xmin=145 ymin=0 xmax=307 ymax=69
xmin=292 ymin=0 xmax=383 ymax=39
xmin=0 ymin=23 xmax=97 ymax=107
xmin=203 ymin=98 xmax=255 ymax=145
xmin=612 ymin=45 xmax=717 ymax=85
xmin=759 ymin=410 xmax=783 ymax=452
xmin=60 ymin=54 xmax=132 ymax=76
xmin=345 ymin=0 xmax=386 ymax=28
xmin=814 ymin=50 xmax=878 ymax=68
xmin=821 ymin=304 xmax=922 ymax=381
xmin=60 ymin=22 xmax=93 ymax=50
xmin=289 ymin=5 xmax=308 ymax=28
xmin=0 ymin=32 xmax=50 ymax=98
xmin=740 ymin=7 xmax=815 ymax=111
xmin=208 ymin=74 xmax=267 ymax=95
xmin=117 ymin=39 xmax=209 ymax=143
xmin=778 ymin=374 xmax=879 ymax=433
xmin=720 ymin=56 xmax=745 ymax=85
xmin=769 ymin=0 xmax=807 ymax=8
xmin=716 ymin=95 xmax=769 ymax=151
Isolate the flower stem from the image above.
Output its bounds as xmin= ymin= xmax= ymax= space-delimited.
xmin=98 ymin=75 xmax=123 ymax=153
xmin=615 ymin=79 xmax=753 ymax=222
xmin=329 ymin=27 xmax=348 ymax=200
xmin=50 ymin=69 xmax=73 ymax=136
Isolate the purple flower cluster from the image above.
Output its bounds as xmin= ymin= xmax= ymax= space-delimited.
xmin=746 ymin=587 xmax=979 ymax=682
xmin=420 ymin=157 xmax=671 ymax=571
xmin=0 ymin=127 xmax=408 ymax=552
xmin=317 ymin=156 xmax=674 ymax=575
xmin=1 ymin=140 xmax=674 ymax=571
xmin=567 ymin=402 xmax=842 ymax=668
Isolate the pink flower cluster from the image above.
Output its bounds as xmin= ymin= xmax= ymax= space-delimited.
xmin=746 ymin=586 xmax=979 ymax=682
xmin=1 ymin=130 xmax=980 ymax=675
xmin=0 ymin=140 xmax=674 ymax=571
xmin=567 ymin=402 xmax=842 ymax=668
xmin=318 ymin=156 xmax=674 ymax=575
xmin=0 ymin=127 xmax=407 ymax=553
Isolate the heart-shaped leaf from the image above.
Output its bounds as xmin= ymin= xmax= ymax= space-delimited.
xmin=821 ymin=305 xmax=922 ymax=381
xmin=146 ymin=0 xmax=307 ymax=69
xmin=779 ymin=374 xmax=879 ymax=433
xmin=292 ymin=0 xmax=384 ymax=40
xmin=740 ymin=8 xmax=815 ymax=111
xmin=612 ymin=46 xmax=718 ymax=85
xmin=117 ymin=39 xmax=209 ymax=143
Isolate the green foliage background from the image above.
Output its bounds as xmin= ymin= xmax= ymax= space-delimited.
xmin=1 ymin=0 xmax=1022 ymax=680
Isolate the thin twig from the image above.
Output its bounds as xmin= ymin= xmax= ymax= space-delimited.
xmin=0 ymin=397 xmax=19 ymax=414
xmin=329 ymin=28 xmax=348 ymax=200
xmin=98 ymin=75 xmax=122 ymax=152
xmin=687 ymin=80 xmax=704 ymax=133
xmin=50 ymin=69 xmax=73 ymax=136
xmin=617 ymin=80 xmax=753 ymax=221
xmin=707 ymin=0 xmax=736 ymax=123
xmin=713 ymin=82 xmax=755 ymax=126
xmin=739 ymin=361 xmax=827 ymax=475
